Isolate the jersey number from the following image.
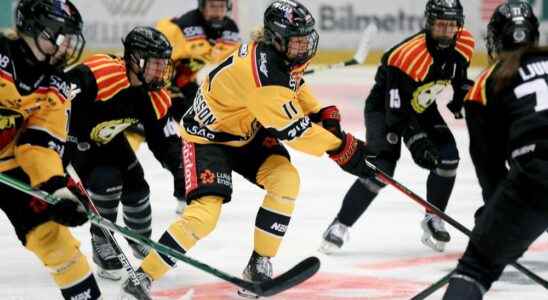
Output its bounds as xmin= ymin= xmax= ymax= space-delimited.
xmin=389 ymin=88 xmax=401 ymax=109
xmin=514 ymin=78 xmax=548 ymax=112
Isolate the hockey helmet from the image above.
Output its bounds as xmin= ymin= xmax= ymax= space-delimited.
xmin=486 ymin=0 xmax=539 ymax=60
xmin=15 ymin=0 xmax=85 ymax=68
xmin=264 ymin=0 xmax=319 ymax=67
xmin=424 ymin=0 xmax=464 ymax=48
xmin=123 ymin=26 xmax=174 ymax=91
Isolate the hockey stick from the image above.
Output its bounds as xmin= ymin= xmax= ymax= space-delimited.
xmin=363 ymin=160 xmax=548 ymax=291
xmin=304 ymin=23 xmax=377 ymax=75
xmin=65 ymin=165 xmax=145 ymax=292
xmin=411 ymin=269 xmax=454 ymax=300
xmin=0 ymin=172 xmax=320 ymax=297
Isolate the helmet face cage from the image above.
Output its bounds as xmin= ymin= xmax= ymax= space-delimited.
xmin=424 ymin=0 xmax=464 ymax=47
xmin=264 ymin=0 xmax=319 ymax=67
xmin=16 ymin=0 xmax=85 ymax=69
xmin=123 ymin=27 xmax=174 ymax=91
xmin=486 ymin=1 xmax=539 ymax=60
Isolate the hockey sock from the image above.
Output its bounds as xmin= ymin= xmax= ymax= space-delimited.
xmin=141 ymin=195 xmax=223 ymax=280
xmin=336 ymin=178 xmax=379 ymax=227
xmin=254 ymin=155 xmax=298 ymax=257
xmin=426 ymin=171 xmax=456 ymax=212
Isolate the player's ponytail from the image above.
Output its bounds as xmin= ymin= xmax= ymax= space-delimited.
xmin=494 ymin=46 xmax=548 ymax=93
xmin=250 ymin=25 xmax=265 ymax=42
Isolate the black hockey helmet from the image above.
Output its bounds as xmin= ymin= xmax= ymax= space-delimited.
xmin=122 ymin=26 xmax=174 ymax=91
xmin=424 ymin=0 xmax=464 ymax=48
xmin=15 ymin=0 xmax=85 ymax=68
xmin=486 ymin=0 xmax=539 ymax=60
xmin=198 ymin=0 xmax=232 ymax=29
xmin=264 ymin=0 xmax=319 ymax=67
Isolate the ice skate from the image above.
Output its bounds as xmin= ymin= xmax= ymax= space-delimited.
xmin=92 ymin=234 xmax=123 ymax=280
xmin=319 ymin=219 xmax=349 ymax=254
xmin=237 ymin=252 xmax=273 ymax=299
xmin=421 ymin=213 xmax=450 ymax=252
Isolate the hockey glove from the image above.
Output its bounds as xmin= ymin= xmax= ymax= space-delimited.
xmin=328 ymin=133 xmax=375 ymax=178
xmin=404 ymin=131 xmax=440 ymax=170
xmin=40 ymin=176 xmax=89 ymax=227
xmin=310 ymin=106 xmax=342 ymax=136
xmin=447 ymin=79 xmax=474 ymax=119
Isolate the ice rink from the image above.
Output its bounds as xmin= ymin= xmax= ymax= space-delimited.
xmin=0 ymin=67 xmax=547 ymax=299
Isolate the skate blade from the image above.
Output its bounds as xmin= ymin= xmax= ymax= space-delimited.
xmin=421 ymin=233 xmax=446 ymax=252
xmin=97 ymin=267 xmax=122 ymax=281
xmin=318 ymin=240 xmax=342 ymax=255
xmin=237 ymin=288 xmax=260 ymax=299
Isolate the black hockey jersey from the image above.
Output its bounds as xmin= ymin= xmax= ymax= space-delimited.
xmin=365 ymin=29 xmax=475 ymax=133
xmin=156 ymin=9 xmax=240 ymax=88
xmin=65 ymin=54 xmax=181 ymax=172
xmin=465 ymin=49 xmax=548 ymax=200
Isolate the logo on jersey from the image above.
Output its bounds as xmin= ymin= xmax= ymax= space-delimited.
xmin=259 ymin=53 xmax=269 ymax=78
xmin=0 ymin=108 xmax=23 ymax=151
xmin=222 ymin=31 xmax=240 ymax=43
xmin=200 ymin=169 xmax=216 ymax=184
xmin=411 ymin=80 xmax=450 ymax=113
xmin=270 ymin=222 xmax=288 ymax=234
xmin=183 ymin=26 xmax=205 ymax=38
xmin=50 ymin=76 xmax=81 ymax=101
xmin=239 ymin=44 xmax=249 ymax=57
xmin=70 ymin=288 xmax=92 ymax=300
xmin=90 ymin=118 xmax=138 ymax=144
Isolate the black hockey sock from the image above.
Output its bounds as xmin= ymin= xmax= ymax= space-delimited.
xmin=60 ymin=273 xmax=101 ymax=300
xmin=442 ymin=276 xmax=484 ymax=300
xmin=336 ymin=179 xmax=379 ymax=227
xmin=426 ymin=172 xmax=455 ymax=212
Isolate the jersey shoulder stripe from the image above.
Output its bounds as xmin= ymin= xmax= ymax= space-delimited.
xmin=387 ymin=34 xmax=433 ymax=82
xmin=148 ymin=88 xmax=172 ymax=119
xmin=466 ymin=63 xmax=498 ymax=106
xmin=83 ymin=54 xmax=130 ymax=101
xmin=455 ymin=28 xmax=475 ymax=63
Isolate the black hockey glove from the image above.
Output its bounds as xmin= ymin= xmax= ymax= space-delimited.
xmin=40 ymin=176 xmax=89 ymax=227
xmin=447 ymin=79 xmax=474 ymax=119
xmin=328 ymin=133 xmax=375 ymax=178
xmin=310 ymin=105 xmax=342 ymax=136
xmin=403 ymin=131 xmax=440 ymax=170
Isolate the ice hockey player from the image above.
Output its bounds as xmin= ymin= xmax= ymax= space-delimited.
xmin=0 ymin=0 xmax=103 ymax=299
xmin=64 ymin=26 xmax=185 ymax=281
xmin=127 ymin=0 xmax=241 ymax=214
xmin=321 ymin=0 xmax=475 ymax=253
xmin=120 ymin=0 xmax=375 ymax=299
xmin=443 ymin=2 xmax=545 ymax=299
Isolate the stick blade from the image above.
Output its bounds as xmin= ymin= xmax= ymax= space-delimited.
xmin=353 ymin=23 xmax=378 ymax=64
xmin=254 ymin=256 xmax=320 ymax=297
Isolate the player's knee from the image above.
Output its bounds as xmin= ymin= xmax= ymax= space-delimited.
xmin=258 ymin=155 xmax=300 ymax=199
xmin=25 ymin=222 xmax=92 ymax=288
xmin=87 ymin=166 xmax=123 ymax=199
xmin=177 ymin=195 xmax=223 ymax=239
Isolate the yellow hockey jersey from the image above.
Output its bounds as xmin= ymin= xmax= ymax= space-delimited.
xmin=181 ymin=42 xmax=342 ymax=156
xmin=156 ymin=9 xmax=240 ymax=88
xmin=0 ymin=36 xmax=76 ymax=187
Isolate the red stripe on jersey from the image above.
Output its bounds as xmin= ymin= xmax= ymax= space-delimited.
xmin=97 ymin=79 xmax=130 ymax=101
xmin=388 ymin=34 xmax=433 ymax=82
xmin=183 ymin=141 xmax=198 ymax=197
xmin=251 ymin=43 xmax=261 ymax=88
xmin=149 ymin=89 xmax=172 ymax=119
xmin=0 ymin=68 xmax=14 ymax=83
xmin=466 ymin=64 xmax=497 ymax=106
xmin=455 ymin=29 xmax=476 ymax=62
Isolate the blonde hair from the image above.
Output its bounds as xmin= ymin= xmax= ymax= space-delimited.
xmin=250 ymin=25 xmax=266 ymax=42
